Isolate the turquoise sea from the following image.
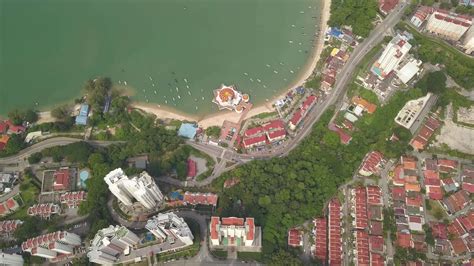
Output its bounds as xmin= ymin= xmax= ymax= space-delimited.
xmin=0 ymin=0 xmax=321 ymax=116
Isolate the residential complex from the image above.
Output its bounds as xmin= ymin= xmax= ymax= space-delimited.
xmin=27 ymin=203 xmax=61 ymax=219
xmin=0 ymin=220 xmax=22 ymax=235
xmin=87 ymin=225 xmax=140 ymax=264
xmin=289 ymin=95 xmax=318 ymax=130
xmin=288 ymin=228 xmax=303 ymax=247
xmin=209 ymin=216 xmax=260 ymax=250
xmin=328 ymin=199 xmax=342 ymax=265
xmin=371 ymin=34 xmax=412 ymax=80
xmin=60 ymin=191 xmax=87 ymax=208
xmin=104 ymin=168 xmax=164 ymax=209
xmin=358 ymin=151 xmax=384 ymax=177
xmin=425 ymin=9 xmax=472 ymax=41
xmin=183 ymin=191 xmax=218 ymax=207
xmin=242 ymin=119 xmax=286 ymax=149
xmin=394 ymin=93 xmax=433 ymax=131
xmin=145 ymin=212 xmax=194 ymax=246
xmin=21 ymin=231 xmax=81 ymax=260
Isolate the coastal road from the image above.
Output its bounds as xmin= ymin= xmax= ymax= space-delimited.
xmin=187 ymin=1 xmax=409 ymax=170
xmin=0 ymin=137 xmax=122 ymax=166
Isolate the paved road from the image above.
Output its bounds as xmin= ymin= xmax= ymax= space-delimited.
xmin=0 ymin=137 xmax=120 ymax=165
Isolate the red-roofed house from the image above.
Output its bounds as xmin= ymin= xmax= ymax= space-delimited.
xmin=187 ymin=159 xmax=197 ymax=179
xmin=0 ymin=122 xmax=8 ymax=134
xmin=288 ymin=95 xmax=317 ymax=130
xmin=5 ymin=121 xmax=25 ymax=134
xmin=448 ymin=218 xmax=467 ymax=238
xmin=359 ymin=151 xmax=384 ymax=176
xmin=371 ymin=252 xmax=385 ymax=266
xmin=209 ymin=217 xmax=259 ymax=248
xmin=438 ymin=159 xmax=458 ymax=173
xmin=355 ymin=230 xmax=370 ymax=265
xmin=397 ymin=232 xmax=412 ymax=248
xmin=391 ymin=186 xmax=406 ymax=201
xmin=430 ymin=222 xmax=448 ymax=239
xmin=462 ymin=175 xmax=474 ymax=193
xmin=353 ymin=187 xmax=368 ymax=229
xmin=408 ymin=215 xmax=424 ymax=231
xmin=313 ymin=218 xmax=327 ymax=261
xmin=53 ymin=169 xmax=70 ymax=191
xmin=443 ymin=190 xmax=471 ymax=214
xmin=369 ymin=235 xmax=384 ymax=252
xmin=328 ymin=198 xmax=342 ymax=265
xmin=242 ymin=134 xmax=267 ymax=149
xmin=450 ymin=237 xmax=468 ymax=255
xmin=288 ymin=228 xmax=303 ymax=247
xmin=183 ymin=192 xmax=218 ymax=207
xmin=458 ymin=211 xmax=474 ymax=234
xmin=0 ymin=203 xmax=7 ymax=217
xmin=379 ymin=0 xmax=399 ymax=15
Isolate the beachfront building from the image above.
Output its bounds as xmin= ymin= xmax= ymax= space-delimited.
xmin=145 ymin=212 xmax=194 ymax=246
xmin=371 ymin=34 xmax=412 ymax=80
xmin=394 ymin=93 xmax=433 ymax=130
xmin=22 ymin=231 xmax=82 ymax=260
xmin=212 ymin=84 xmax=250 ymax=113
xmin=87 ymin=225 xmax=140 ymax=265
xmin=210 ymin=217 xmax=261 ymax=250
xmin=104 ymin=168 xmax=164 ymax=210
xmin=289 ymin=95 xmax=318 ymax=130
xmin=242 ymin=119 xmax=287 ymax=149
xmin=75 ymin=104 xmax=89 ymax=126
xmin=425 ymin=9 xmax=472 ymax=41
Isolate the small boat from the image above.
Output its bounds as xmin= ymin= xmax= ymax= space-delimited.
xmin=291 ymin=24 xmax=295 ymax=27
xmin=298 ymin=49 xmax=302 ymax=53
xmin=266 ymin=64 xmax=271 ymax=67
xmin=290 ymin=70 xmax=294 ymax=74
xmin=250 ymin=78 xmax=254 ymax=82
xmin=149 ymin=76 xmax=153 ymax=81
xmin=256 ymin=79 xmax=261 ymax=83
xmin=146 ymin=99 xmax=149 ymax=103
xmin=188 ymin=91 xmax=191 ymax=95
xmin=201 ymin=96 xmax=205 ymax=100
xmin=299 ymin=42 xmax=302 ymax=45
xmin=300 ymin=11 xmax=304 ymax=14
xmin=124 ymin=81 xmax=128 ymax=85
xmin=244 ymin=72 xmax=248 ymax=76
xmin=178 ymin=95 xmax=181 ymax=99
xmin=273 ymin=70 xmax=278 ymax=74
xmin=263 ymin=85 xmax=267 ymax=88
xmin=200 ymin=89 xmax=204 ymax=92
xmin=283 ymin=78 xmax=288 ymax=81
xmin=154 ymin=90 xmax=157 ymax=94
xmin=195 ymin=98 xmax=198 ymax=101
xmin=279 ymin=62 xmax=284 ymax=65
xmin=158 ymin=104 xmax=161 ymax=107
xmin=176 ymin=87 xmax=179 ymax=92
xmin=184 ymin=78 xmax=188 ymax=83
xmin=165 ymin=100 xmax=168 ymax=104
xmin=152 ymin=83 xmax=155 ymax=87
xmin=142 ymin=89 xmax=146 ymax=92
xmin=289 ymin=40 xmax=293 ymax=44
xmin=186 ymin=85 xmax=190 ymax=89
xmin=173 ymin=97 xmax=176 ymax=101
xmin=118 ymin=80 xmax=122 ymax=84
xmin=195 ymin=106 xmax=198 ymax=110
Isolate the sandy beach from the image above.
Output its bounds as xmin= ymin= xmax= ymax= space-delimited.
xmin=132 ymin=0 xmax=332 ymax=129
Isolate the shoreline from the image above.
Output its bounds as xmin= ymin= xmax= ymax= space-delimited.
xmin=25 ymin=0 xmax=332 ymax=129
xmin=133 ymin=0 xmax=331 ymax=128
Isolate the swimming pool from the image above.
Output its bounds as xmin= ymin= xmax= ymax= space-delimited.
xmin=79 ymin=169 xmax=90 ymax=188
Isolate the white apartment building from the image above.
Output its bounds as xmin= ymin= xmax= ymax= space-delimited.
xmin=87 ymin=225 xmax=140 ymax=265
xmin=104 ymin=168 xmax=164 ymax=209
xmin=394 ymin=93 xmax=433 ymax=130
xmin=146 ymin=212 xmax=194 ymax=246
xmin=425 ymin=9 xmax=472 ymax=41
xmin=371 ymin=34 xmax=412 ymax=80
xmin=209 ymin=217 xmax=256 ymax=247
xmin=463 ymin=25 xmax=474 ymax=54
xmin=21 ymin=231 xmax=81 ymax=260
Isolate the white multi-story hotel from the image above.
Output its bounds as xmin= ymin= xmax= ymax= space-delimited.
xmin=209 ymin=217 xmax=256 ymax=247
xmin=21 ymin=231 xmax=81 ymax=260
xmin=394 ymin=93 xmax=433 ymax=130
xmin=425 ymin=9 xmax=472 ymax=41
xmin=145 ymin=212 xmax=194 ymax=246
xmin=104 ymin=168 xmax=164 ymax=209
xmin=371 ymin=34 xmax=412 ymax=80
xmin=87 ymin=225 xmax=140 ymax=265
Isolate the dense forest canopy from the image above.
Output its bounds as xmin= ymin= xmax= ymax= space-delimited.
xmin=328 ymin=0 xmax=378 ymax=37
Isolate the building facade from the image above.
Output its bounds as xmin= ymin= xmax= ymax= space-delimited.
xmin=145 ymin=212 xmax=194 ymax=246
xmin=463 ymin=25 xmax=474 ymax=54
xmin=371 ymin=34 xmax=412 ymax=80
xmin=425 ymin=9 xmax=472 ymax=41
xmin=21 ymin=231 xmax=81 ymax=260
xmin=104 ymin=168 xmax=164 ymax=209
xmin=209 ymin=217 xmax=256 ymax=247
xmin=87 ymin=225 xmax=140 ymax=264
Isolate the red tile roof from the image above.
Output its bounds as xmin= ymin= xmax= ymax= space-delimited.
xmin=406 ymin=193 xmax=423 ymax=207
xmin=366 ymin=186 xmax=382 ymax=205
xmin=360 ymin=151 xmax=384 ymax=175
xmin=354 ymin=187 xmax=368 ymax=229
xmin=356 ymin=230 xmax=370 ymax=265
xmin=187 ymin=159 xmax=197 ymax=178
xmin=397 ymin=232 xmax=411 ymax=248
xmin=313 ymin=218 xmax=327 ymax=261
xmin=462 ymin=176 xmax=474 ymax=193
xmin=443 ymin=190 xmax=470 ymax=214
xmin=402 ymin=156 xmax=417 ymax=170
xmin=450 ymin=237 xmax=468 ymax=255
xmin=53 ymin=169 xmax=70 ymax=191
xmin=221 ymin=217 xmax=244 ymax=226
xmin=246 ymin=218 xmax=255 ymax=241
xmin=0 ymin=122 xmax=8 ymax=133
xmin=391 ymin=186 xmax=406 ymax=201
xmin=5 ymin=120 xmax=25 ymax=134
xmin=430 ymin=222 xmax=448 ymax=239
xmin=5 ymin=198 xmax=17 ymax=210
xmin=438 ymin=159 xmax=458 ymax=170
xmin=244 ymin=126 xmax=264 ymax=137
xmin=288 ymin=228 xmax=303 ymax=247
xmin=290 ymin=110 xmax=303 ymax=127
xmin=242 ymin=134 xmax=267 ymax=148
xmin=427 ymin=186 xmax=443 ymax=200
xmin=0 ymin=204 xmax=7 ymax=215
xmin=379 ymin=0 xmax=399 ymax=13
xmin=423 ymin=169 xmax=439 ymax=180
xmin=183 ymin=192 xmax=218 ymax=207
xmin=448 ymin=218 xmax=467 ymax=238
xmin=267 ymin=129 xmax=286 ymax=141
xmin=370 ymin=252 xmax=385 ymax=266
xmin=289 ymin=95 xmax=317 ymax=128
xmin=328 ymin=198 xmax=342 ymax=265
xmin=458 ymin=211 xmax=474 ymax=233
xmin=369 ymin=235 xmax=384 ymax=252
xmin=210 ymin=216 xmax=219 ymax=240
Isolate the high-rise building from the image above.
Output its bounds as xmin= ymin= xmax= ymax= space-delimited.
xmin=463 ymin=25 xmax=474 ymax=54
xmin=21 ymin=231 xmax=82 ymax=260
xmin=104 ymin=168 xmax=164 ymax=209
xmin=87 ymin=225 xmax=139 ymax=264
xmin=146 ymin=212 xmax=194 ymax=246
xmin=371 ymin=34 xmax=412 ymax=80
xmin=209 ymin=217 xmax=256 ymax=247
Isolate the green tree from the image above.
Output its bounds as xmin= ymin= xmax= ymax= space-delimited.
xmin=7 ymin=109 xmax=23 ymax=125
xmin=51 ymin=105 xmax=71 ymax=121
xmin=205 ymin=126 xmax=221 ymax=138
xmin=23 ymin=109 xmax=38 ymax=123
xmin=28 ymin=152 xmax=43 ymax=164
xmin=328 ymin=0 xmax=378 ymax=37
